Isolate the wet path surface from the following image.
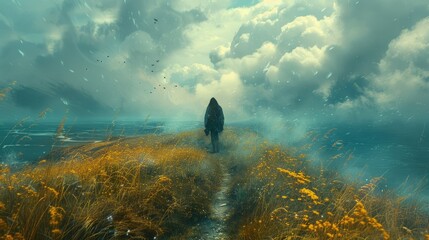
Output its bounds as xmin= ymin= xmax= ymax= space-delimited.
xmin=192 ymin=163 xmax=231 ymax=239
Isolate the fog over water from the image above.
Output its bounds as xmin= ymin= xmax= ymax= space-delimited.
xmin=0 ymin=0 xmax=428 ymax=203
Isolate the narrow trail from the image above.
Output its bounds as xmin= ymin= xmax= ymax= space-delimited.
xmin=192 ymin=162 xmax=232 ymax=239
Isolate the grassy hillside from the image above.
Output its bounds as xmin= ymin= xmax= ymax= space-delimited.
xmin=0 ymin=128 xmax=428 ymax=239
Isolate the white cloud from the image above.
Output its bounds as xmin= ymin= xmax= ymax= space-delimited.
xmin=195 ymin=72 xmax=247 ymax=121
xmin=167 ymin=6 xmax=255 ymax=66
xmin=380 ymin=18 xmax=429 ymax=71
xmin=217 ymin=41 xmax=277 ymax=80
xmin=163 ymin=63 xmax=220 ymax=87
xmin=279 ymin=45 xmax=325 ymax=72
xmin=122 ymin=31 xmax=157 ymax=53
xmin=170 ymin=0 xmax=231 ymax=13
xmin=365 ymin=18 xmax=429 ymax=120
xmin=278 ymin=14 xmax=339 ymax=49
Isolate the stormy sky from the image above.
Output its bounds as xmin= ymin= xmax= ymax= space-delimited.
xmin=0 ymin=0 xmax=428 ymax=128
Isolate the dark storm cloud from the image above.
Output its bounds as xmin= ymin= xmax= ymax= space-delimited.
xmin=325 ymin=0 xmax=429 ymax=105
xmin=336 ymin=0 xmax=428 ymax=68
xmin=326 ymin=75 xmax=368 ymax=104
xmin=50 ymin=83 xmax=112 ymax=116
xmin=6 ymin=83 xmax=112 ymax=117
xmin=10 ymin=86 xmax=52 ymax=110
xmin=117 ymin=1 xmax=206 ymax=41
xmin=115 ymin=0 xmax=207 ymax=68
xmin=0 ymin=0 xmax=209 ymax=121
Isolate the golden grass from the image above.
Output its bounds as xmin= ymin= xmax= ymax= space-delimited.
xmin=226 ymin=145 xmax=429 ymax=239
xmin=0 ymin=131 xmax=222 ymax=239
xmin=0 ymin=128 xmax=428 ymax=239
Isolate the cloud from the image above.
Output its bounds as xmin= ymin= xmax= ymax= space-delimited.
xmin=0 ymin=0 xmax=210 ymax=121
xmin=200 ymin=0 xmax=429 ymax=127
xmin=164 ymin=63 xmax=220 ymax=88
xmin=202 ymin=1 xmax=339 ymax=124
xmin=367 ymin=18 xmax=429 ymax=121
xmin=10 ymin=86 xmax=52 ymax=110
xmin=216 ymin=41 xmax=277 ymax=84
xmin=168 ymin=5 xmax=256 ymax=66
xmin=122 ymin=30 xmax=157 ymax=54
xmin=169 ymin=0 xmax=231 ymax=13
xmin=195 ymin=71 xmax=247 ymax=121
xmin=0 ymin=0 xmax=428 ymax=125
xmin=50 ymin=83 xmax=113 ymax=116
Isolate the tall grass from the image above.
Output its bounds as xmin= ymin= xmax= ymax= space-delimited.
xmin=0 ymin=131 xmax=222 ymax=239
xmin=226 ymin=143 xmax=429 ymax=239
xmin=1 ymin=128 xmax=428 ymax=239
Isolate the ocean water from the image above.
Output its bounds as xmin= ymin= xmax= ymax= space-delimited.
xmin=302 ymin=123 xmax=429 ymax=201
xmin=0 ymin=121 xmax=201 ymax=166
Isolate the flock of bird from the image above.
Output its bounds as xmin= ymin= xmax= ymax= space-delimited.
xmin=81 ymin=17 xmax=181 ymax=96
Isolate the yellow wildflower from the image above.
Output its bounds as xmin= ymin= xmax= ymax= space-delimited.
xmin=0 ymin=218 xmax=8 ymax=229
xmin=158 ymin=175 xmax=172 ymax=184
xmin=4 ymin=235 xmax=14 ymax=240
xmin=299 ymin=188 xmax=319 ymax=201
xmin=49 ymin=206 xmax=64 ymax=226
xmin=277 ymin=167 xmax=310 ymax=184
xmin=45 ymin=186 xmax=59 ymax=198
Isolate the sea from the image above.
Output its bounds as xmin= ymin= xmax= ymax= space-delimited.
xmin=0 ymin=120 xmax=201 ymax=167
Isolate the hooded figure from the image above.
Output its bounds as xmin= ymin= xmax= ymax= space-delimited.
xmin=204 ymin=97 xmax=224 ymax=153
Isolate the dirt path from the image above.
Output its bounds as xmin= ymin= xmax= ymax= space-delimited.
xmin=192 ymin=163 xmax=232 ymax=239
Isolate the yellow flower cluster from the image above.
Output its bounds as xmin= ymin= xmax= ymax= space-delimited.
xmin=303 ymin=220 xmax=342 ymax=239
xmin=0 ymin=164 xmax=9 ymax=179
xmin=49 ymin=206 xmax=64 ymax=226
xmin=301 ymin=200 xmax=390 ymax=239
xmin=3 ymin=233 xmax=24 ymax=240
xmin=277 ymin=167 xmax=310 ymax=184
xmin=299 ymin=188 xmax=320 ymax=204
xmin=49 ymin=206 xmax=65 ymax=235
xmin=340 ymin=200 xmax=390 ymax=240
xmin=21 ymin=185 xmax=38 ymax=197
xmin=158 ymin=175 xmax=172 ymax=185
xmin=254 ymin=161 xmax=270 ymax=178
xmin=0 ymin=218 xmax=7 ymax=230
xmin=45 ymin=186 xmax=60 ymax=198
